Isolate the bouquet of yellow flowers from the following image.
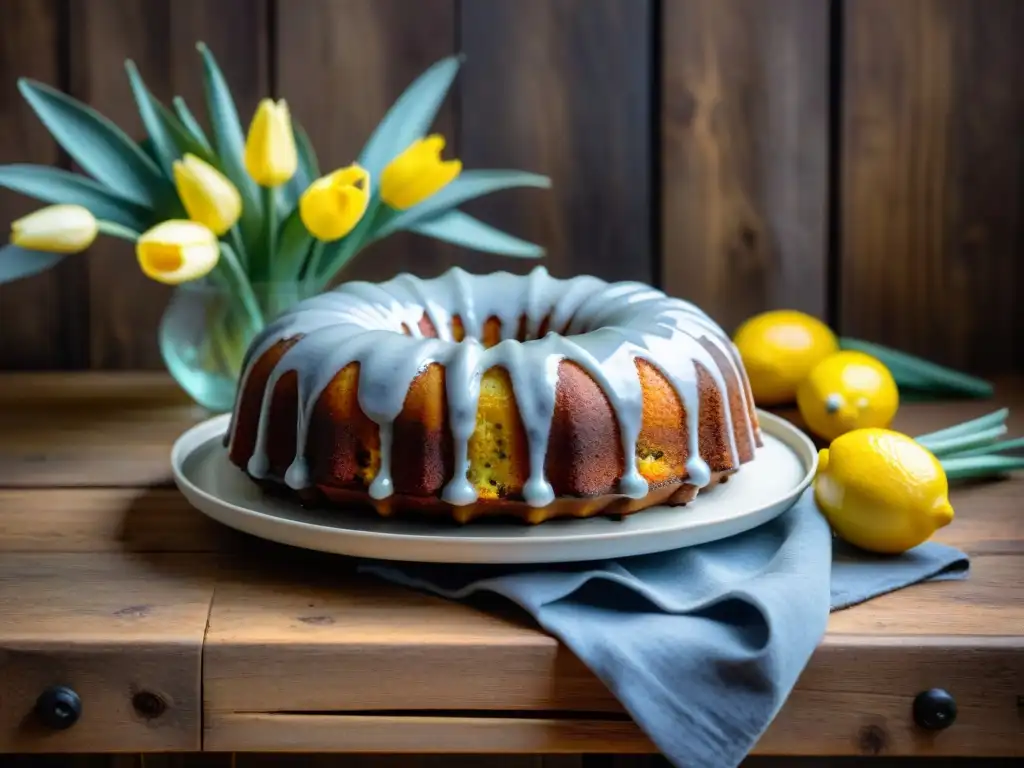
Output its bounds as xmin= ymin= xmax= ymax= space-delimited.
xmin=0 ymin=44 xmax=549 ymax=409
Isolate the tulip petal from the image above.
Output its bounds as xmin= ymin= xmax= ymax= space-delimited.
xmin=357 ymin=55 xmax=462 ymax=184
xmin=245 ymin=99 xmax=298 ymax=187
xmin=136 ymin=219 xmax=219 ymax=284
xmin=174 ymin=153 xmax=242 ymax=235
xmin=11 ymin=204 xmax=98 ymax=253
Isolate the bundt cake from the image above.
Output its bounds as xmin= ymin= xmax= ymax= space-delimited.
xmin=225 ymin=266 xmax=762 ymax=524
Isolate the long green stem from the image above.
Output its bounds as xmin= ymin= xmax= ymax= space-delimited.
xmin=303 ymin=240 xmax=326 ymax=292
xmin=217 ymin=242 xmax=264 ymax=331
xmin=313 ymin=197 xmax=386 ymax=290
xmin=228 ymin=225 xmax=248 ymax=271
xmin=96 ymin=220 xmax=141 ymax=242
xmin=259 ymin=185 xmax=277 ymax=285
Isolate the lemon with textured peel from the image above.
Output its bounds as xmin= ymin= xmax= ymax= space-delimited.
xmin=815 ymin=428 xmax=954 ymax=554
xmin=798 ymin=351 xmax=898 ymax=442
xmin=733 ymin=310 xmax=838 ymax=406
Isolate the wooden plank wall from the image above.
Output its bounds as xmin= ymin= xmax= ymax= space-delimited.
xmin=0 ymin=0 xmax=1021 ymax=376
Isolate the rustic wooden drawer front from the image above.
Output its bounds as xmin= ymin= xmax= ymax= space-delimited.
xmin=0 ymin=551 xmax=215 ymax=753
xmin=201 ymin=557 xmax=1024 ymax=756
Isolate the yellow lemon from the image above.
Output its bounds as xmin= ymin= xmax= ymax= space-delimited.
xmin=733 ymin=310 xmax=838 ymax=406
xmin=815 ymin=428 xmax=954 ymax=554
xmin=797 ymin=351 xmax=898 ymax=442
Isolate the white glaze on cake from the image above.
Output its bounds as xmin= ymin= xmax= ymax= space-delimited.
xmin=227 ymin=266 xmax=758 ymax=508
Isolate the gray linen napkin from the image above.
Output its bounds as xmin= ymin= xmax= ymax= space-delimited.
xmin=359 ymin=489 xmax=969 ymax=768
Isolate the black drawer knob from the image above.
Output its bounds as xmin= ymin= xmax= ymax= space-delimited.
xmin=913 ymin=688 xmax=957 ymax=730
xmin=34 ymin=685 xmax=82 ymax=730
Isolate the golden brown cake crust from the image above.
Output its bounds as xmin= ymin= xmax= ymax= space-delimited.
xmin=227 ymin=269 xmax=763 ymax=524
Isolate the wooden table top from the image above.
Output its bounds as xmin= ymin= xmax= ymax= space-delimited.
xmin=0 ymin=372 xmax=1021 ymax=758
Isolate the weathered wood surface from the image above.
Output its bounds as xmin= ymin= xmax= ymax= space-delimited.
xmin=276 ymin=0 xmax=461 ymax=285
xmin=460 ymin=0 xmax=653 ymax=285
xmin=0 ymin=0 xmax=70 ymax=369
xmin=841 ymin=0 xmax=1024 ymax=375
xmin=660 ymin=0 xmax=830 ymax=330
xmin=0 ymin=374 xmax=1022 ymax=760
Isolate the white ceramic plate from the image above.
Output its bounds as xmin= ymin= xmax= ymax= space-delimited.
xmin=171 ymin=410 xmax=817 ymax=564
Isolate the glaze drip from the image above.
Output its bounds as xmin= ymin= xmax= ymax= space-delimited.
xmin=229 ymin=266 xmax=759 ymax=508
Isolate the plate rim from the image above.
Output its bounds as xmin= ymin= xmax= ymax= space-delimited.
xmin=170 ymin=409 xmax=817 ymax=560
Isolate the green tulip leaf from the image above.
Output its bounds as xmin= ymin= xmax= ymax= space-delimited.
xmin=196 ymin=41 xmax=262 ymax=250
xmin=173 ymin=96 xmax=213 ymax=153
xmin=357 ymin=55 xmax=462 ymax=185
xmin=839 ymin=337 xmax=994 ymax=398
xmin=0 ymin=164 xmax=153 ymax=231
xmin=138 ymin=137 xmax=159 ymax=164
xmin=155 ymin=100 xmax=219 ymax=167
xmin=125 ymin=60 xmax=181 ymax=178
xmin=274 ymin=207 xmax=314 ymax=282
xmin=283 ymin=121 xmax=320 ymax=209
xmin=375 ymin=170 xmax=551 ymax=238
xmin=408 ymin=209 xmax=544 ymax=258
xmin=0 ymin=244 xmax=66 ymax=285
xmin=17 ymin=78 xmax=169 ymax=209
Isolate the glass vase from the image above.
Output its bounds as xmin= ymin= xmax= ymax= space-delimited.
xmin=158 ymin=279 xmax=315 ymax=413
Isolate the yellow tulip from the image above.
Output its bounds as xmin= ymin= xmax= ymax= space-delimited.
xmin=173 ymin=153 xmax=242 ymax=235
xmin=136 ymin=220 xmax=220 ymax=285
xmin=244 ymin=98 xmax=298 ymax=187
xmin=10 ymin=204 xmax=98 ymax=253
xmin=299 ymin=165 xmax=370 ymax=241
xmin=379 ymin=134 xmax=462 ymax=210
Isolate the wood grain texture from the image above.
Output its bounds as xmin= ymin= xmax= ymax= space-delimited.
xmin=6 ymin=755 xmax=1023 ymax=767
xmin=203 ymin=560 xmax=622 ymax=716
xmin=65 ymin=0 xmax=269 ymax=369
xmin=841 ymin=0 xmax=1024 ymax=374
xmin=459 ymin=0 xmax=653 ymax=283
xmin=0 ymin=373 xmax=203 ymax=487
xmin=0 ymin=373 xmax=1023 ymax=760
xmin=660 ymin=0 xmax=829 ymax=331
xmin=233 ymin=757 xmax=582 ymax=768
xmin=0 ymin=0 xmax=76 ymax=370
xmin=275 ymin=0 xmax=461 ymax=285
xmin=206 ymin=713 xmax=652 ymax=754
xmin=0 ymin=489 xmax=228 ymax=553
xmin=0 ymin=553 xmax=217 ymax=753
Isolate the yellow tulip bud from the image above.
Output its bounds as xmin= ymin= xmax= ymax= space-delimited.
xmin=379 ymin=135 xmax=461 ymax=211
xmin=299 ymin=165 xmax=371 ymax=241
xmin=136 ymin=220 xmax=220 ymax=285
xmin=10 ymin=204 xmax=98 ymax=253
xmin=244 ymin=98 xmax=298 ymax=187
xmin=173 ymin=153 xmax=242 ymax=235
